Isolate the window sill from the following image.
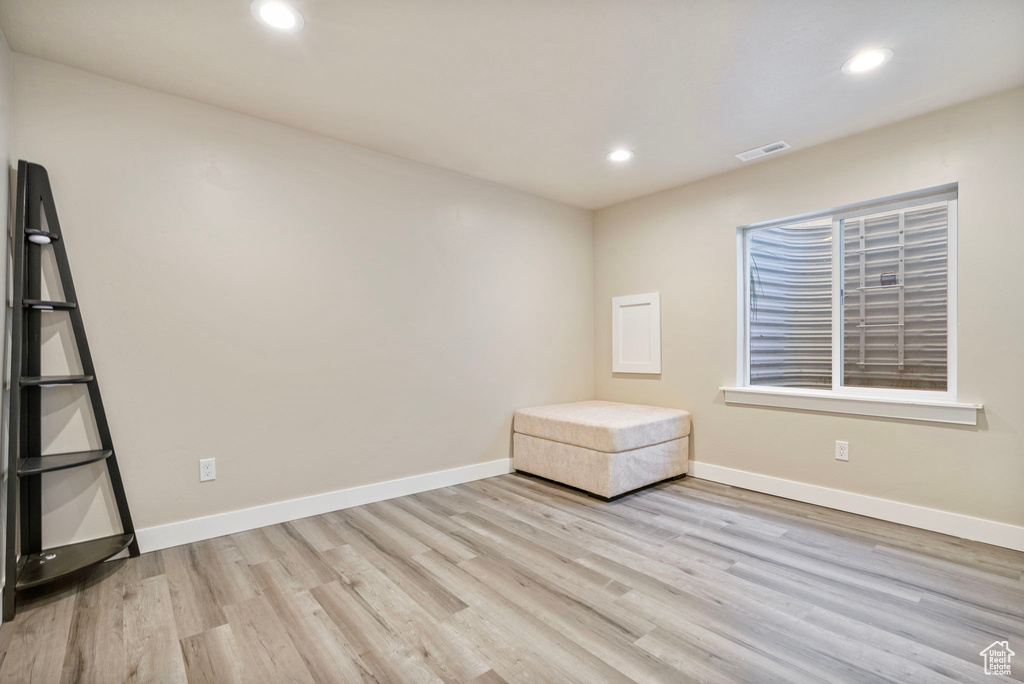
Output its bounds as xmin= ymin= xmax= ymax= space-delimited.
xmin=721 ymin=386 xmax=981 ymax=425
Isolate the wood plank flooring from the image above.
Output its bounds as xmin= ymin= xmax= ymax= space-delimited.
xmin=1 ymin=473 xmax=1021 ymax=683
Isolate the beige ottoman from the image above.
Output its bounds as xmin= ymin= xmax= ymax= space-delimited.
xmin=513 ymin=400 xmax=691 ymax=500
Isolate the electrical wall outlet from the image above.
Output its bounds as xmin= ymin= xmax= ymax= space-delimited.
xmin=200 ymin=458 xmax=216 ymax=481
xmin=835 ymin=441 xmax=849 ymax=462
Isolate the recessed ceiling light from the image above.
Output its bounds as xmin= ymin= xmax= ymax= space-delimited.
xmin=251 ymin=0 xmax=304 ymax=32
xmin=607 ymin=149 xmax=634 ymax=162
xmin=842 ymin=48 xmax=893 ymax=74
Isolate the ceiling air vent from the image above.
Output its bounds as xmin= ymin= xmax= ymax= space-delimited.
xmin=735 ymin=140 xmax=791 ymax=162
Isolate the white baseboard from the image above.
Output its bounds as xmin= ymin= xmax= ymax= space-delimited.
xmin=136 ymin=458 xmax=513 ymax=553
xmin=689 ymin=461 xmax=1024 ymax=553
xmin=133 ymin=457 xmax=1023 ymax=554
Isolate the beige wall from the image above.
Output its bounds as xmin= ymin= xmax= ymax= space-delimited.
xmin=12 ymin=56 xmax=594 ymax=543
xmin=594 ymin=87 xmax=1024 ymax=527
xmin=9 ymin=53 xmax=1021 ymax=546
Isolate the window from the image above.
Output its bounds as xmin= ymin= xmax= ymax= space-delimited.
xmin=841 ymin=201 xmax=951 ymax=393
xmin=730 ymin=184 xmax=972 ymax=422
xmin=747 ymin=217 xmax=833 ymax=389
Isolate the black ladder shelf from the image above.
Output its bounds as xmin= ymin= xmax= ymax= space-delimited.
xmin=3 ymin=161 xmax=139 ymax=621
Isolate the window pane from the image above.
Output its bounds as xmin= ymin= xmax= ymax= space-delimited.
xmin=842 ymin=202 xmax=948 ymax=391
xmin=748 ymin=219 xmax=833 ymax=389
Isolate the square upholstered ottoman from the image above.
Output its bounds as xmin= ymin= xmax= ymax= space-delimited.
xmin=513 ymin=400 xmax=691 ymax=500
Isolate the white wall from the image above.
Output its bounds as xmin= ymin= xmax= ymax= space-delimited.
xmin=10 ymin=53 xmax=1021 ymax=553
xmin=594 ymin=87 xmax=1024 ymax=528
xmin=12 ymin=55 xmax=594 ymax=545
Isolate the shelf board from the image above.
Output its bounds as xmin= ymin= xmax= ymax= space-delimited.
xmin=20 ymin=375 xmax=94 ymax=387
xmin=22 ymin=299 xmax=77 ymax=311
xmin=16 ymin=534 xmax=134 ymax=590
xmin=25 ymin=229 xmax=59 ymax=243
xmin=18 ymin=450 xmax=113 ymax=476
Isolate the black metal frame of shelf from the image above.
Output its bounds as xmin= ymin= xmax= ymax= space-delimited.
xmin=3 ymin=161 xmax=139 ymax=621
xmin=22 ymin=299 xmax=78 ymax=311
xmin=19 ymin=375 xmax=95 ymax=386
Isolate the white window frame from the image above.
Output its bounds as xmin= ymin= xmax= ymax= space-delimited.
xmin=725 ymin=183 xmax=981 ymax=425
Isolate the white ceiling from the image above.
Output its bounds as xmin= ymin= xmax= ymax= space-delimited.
xmin=2 ymin=0 xmax=1023 ymax=209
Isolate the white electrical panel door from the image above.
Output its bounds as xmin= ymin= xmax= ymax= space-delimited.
xmin=612 ymin=292 xmax=661 ymax=374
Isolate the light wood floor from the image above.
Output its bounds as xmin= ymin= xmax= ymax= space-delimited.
xmin=0 ymin=474 xmax=1021 ymax=683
